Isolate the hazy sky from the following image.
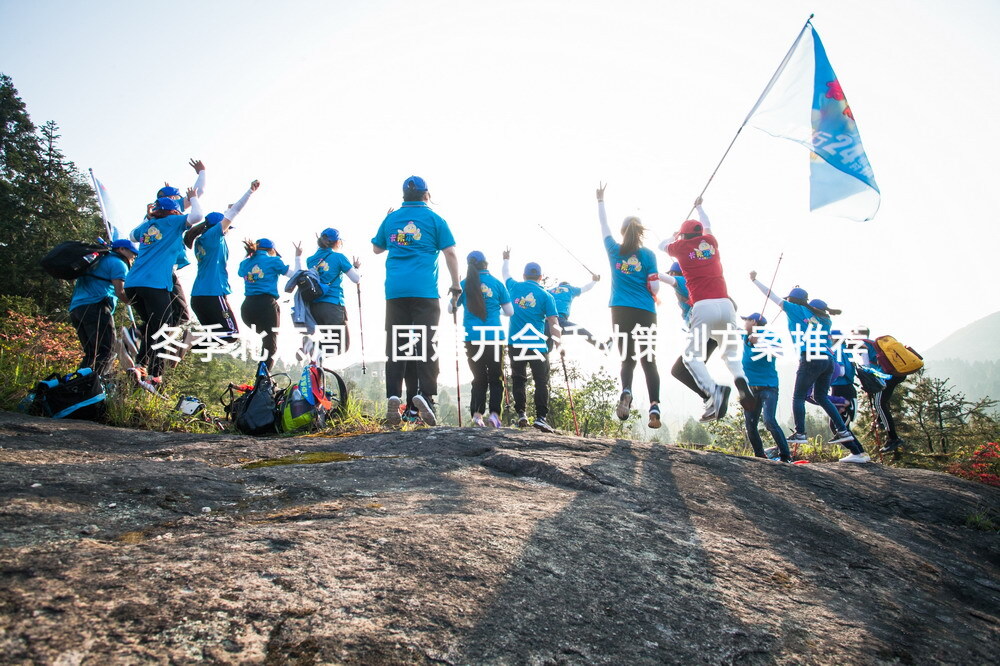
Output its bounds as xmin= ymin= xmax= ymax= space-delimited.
xmin=3 ymin=0 xmax=998 ymax=421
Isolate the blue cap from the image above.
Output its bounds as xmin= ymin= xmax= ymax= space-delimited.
xmin=403 ymin=175 xmax=428 ymax=193
xmin=742 ymin=312 xmax=767 ymax=326
xmin=321 ymin=227 xmax=340 ymax=242
xmin=669 ymin=261 xmax=681 ymax=274
xmin=831 ymin=329 xmax=843 ymax=337
xmin=467 ymin=250 xmax=485 ymax=264
xmin=157 ymin=186 xmax=181 ymax=198
xmin=524 ymin=262 xmax=542 ymax=278
xmin=111 ymin=239 xmax=138 ymax=253
xmin=787 ymin=287 xmax=808 ymax=301
xmin=204 ymin=212 xmax=225 ymax=226
xmin=156 ymin=196 xmax=181 ymax=212
xmin=809 ymin=298 xmax=829 ymax=311
xmin=256 ymin=238 xmax=275 ymax=249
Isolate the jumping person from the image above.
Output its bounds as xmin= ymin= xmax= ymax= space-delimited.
xmin=663 ymin=197 xmax=751 ymax=422
xmin=184 ymin=179 xmax=261 ymax=344
xmin=749 ymin=273 xmax=869 ymax=463
xmin=597 ymin=183 xmax=661 ymax=428
xmin=852 ymin=326 xmax=907 ymax=453
xmin=659 ymin=260 xmax=720 ymax=410
xmin=547 ymin=274 xmax=602 ymax=346
xmin=740 ymin=313 xmax=791 ymax=463
xmin=502 ymin=251 xmax=560 ymax=432
xmin=123 ymin=188 xmax=204 ymax=381
xmin=451 ymin=250 xmax=512 ymax=427
xmin=238 ymin=238 xmax=302 ymax=370
xmin=69 ymin=239 xmax=138 ymax=376
xmin=307 ymin=227 xmax=361 ymax=356
xmin=372 ymin=176 xmax=461 ymax=427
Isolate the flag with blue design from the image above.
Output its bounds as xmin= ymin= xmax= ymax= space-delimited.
xmin=91 ymin=172 xmax=125 ymax=241
xmin=748 ymin=24 xmax=880 ymax=221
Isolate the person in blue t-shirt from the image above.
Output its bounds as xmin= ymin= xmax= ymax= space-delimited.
xmin=306 ymin=227 xmax=361 ymax=355
xmin=449 ymin=250 xmax=512 ymax=428
xmin=547 ymin=274 xmax=601 ymax=346
xmin=739 ymin=313 xmax=791 ymax=463
xmin=124 ymin=189 xmax=204 ymax=380
xmin=184 ymin=179 xmax=260 ymax=344
xmin=238 ymin=238 xmax=302 ymax=370
xmin=751 ymin=273 xmax=869 ymax=463
xmin=502 ymin=251 xmax=561 ymax=433
xmin=596 ymin=183 xmax=661 ymax=429
xmin=69 ymin=239 xmax=137 ymax=376
xmin=372 ymin=176 xmax=460 ymax=427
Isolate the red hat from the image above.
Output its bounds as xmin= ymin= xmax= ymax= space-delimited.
xmin=678 ymin=219 xmax=703 ymax=235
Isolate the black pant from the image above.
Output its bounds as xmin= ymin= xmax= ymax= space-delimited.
xmin=169 ymin=272 xmax=191 ymax=326
xmin=310 ymin=301 xmax=351 ymax=354
xmin=384 ymin=297 xmax=441 ymax=402
xmin=466 ymin=341 xmax=503 ymax=416
xmin=70 ymin=299 xmax=116 ymax=376
xmin=124 ymin=286 xmax=174 ymax=377
xmin=509 ymin=348 xmax=550 ymax=418
xmin=241 ymin=294 xmax=280 ymax=370
xmin=190 ymin=295 xmax=239 ymax=341
xmin=871 ymin=375 xmax=905 ymax=441
xmin=672 ymin=338 xmax=718 ymax=401
xmin=611 ymin=306 xmax=660 ymax=403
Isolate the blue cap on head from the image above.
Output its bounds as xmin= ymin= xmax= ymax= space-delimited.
xmin=787 ymin=287 xmax=808 ymax=301
xmin=467 ymin=250 xmax=486 ymax=264
xmin=809 ymin=298 xmax=829 ymax=311
xmin=111 ymin=239 xmax=138 ymax=253
xmin=669 ymin=261 xmax=681 ymax=274
xmin=157 ymin=186 xmax=182 ymax=199
xmin=524 ymin=262 xmax=542 ymax=278
xmin=831 ymin=329 xmax=843 ymax=337
xmin=156 ymin=196 xmax=181 ymax=212
xmin=742 ymin=312 xmax=767 ymax=326
xmin=204 ymin=212 xmax=225 ymax=226
xmin=403 ymin=175 xmax=428 ymax=193
xmin=256 ymin=238 xmax=275 ymax=250
xmin=320 ymin=227 xmax=340 ymax=242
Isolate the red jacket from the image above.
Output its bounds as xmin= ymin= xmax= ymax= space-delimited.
xmin=666 ymin=233 xmax=728 ymax=303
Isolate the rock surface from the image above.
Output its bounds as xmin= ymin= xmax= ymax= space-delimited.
xmin=0 ymin=410 xmax=998 ymax=664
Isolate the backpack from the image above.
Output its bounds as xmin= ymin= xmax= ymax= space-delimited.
xmin=40 ymin=241 xmax=110 ymax=280
xmin=28 ymin=368 xmax=107 ymax=420
xmin=292 ymin=272 xmax=324 ymax=303
xmin=222 ymin=362 xmax=282 ymax=435
xmin=855 ymin=364 xmax=889 ymax=394
xmin=873 ymin=335 xmax=924 ymax=377
xmin=276 ymin=363 xmax=349 ymax=432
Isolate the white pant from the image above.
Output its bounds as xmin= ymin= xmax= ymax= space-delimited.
xmin=682 ymin=297 xmax=746 ymax=396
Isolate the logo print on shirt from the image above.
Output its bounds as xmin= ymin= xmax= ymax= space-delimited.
xmin=316 ymin=259 xmax=330 ymax=274
xmin=194 ymin=241 xmax=207 ymax=262
xmin=244 ymin=264 xmax=265 ymax=283
xmin=390 ymin=221 xmax=423 ymax=246
xmin=141 ymin=225 xmax=163 ymax=246
xmin=615 ymin=255 xmax=642 ymax=274
xmin=689 ymin=241 xmax=716 ymax=261
xmin=481 ymin=284 xmax=494 ymax=298
xmin=514 ymin=292 xmax=537 ymax=309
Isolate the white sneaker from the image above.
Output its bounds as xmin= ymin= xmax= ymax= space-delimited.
xmin=471 ymin=414 xmax=486 ymax=427
xmin=829 ymin=429 xmax=856 ymax=444
xmin=412 ymin=395 xmax=437 ymax=426
xmin=616 ymin=390 xmax=633 ymax=421
xmin=699 ymin=396 xmax=716 ymax=423
xmin=839 ymin=452 xmax=871 ymax=464
xmin=386 ymin=396 xmax=402 ymax=426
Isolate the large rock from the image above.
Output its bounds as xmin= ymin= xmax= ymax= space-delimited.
xmin=0 ymin=411 xmax=997 ymax=664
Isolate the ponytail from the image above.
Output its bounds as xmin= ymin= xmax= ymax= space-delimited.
xmin=620 ymin=216 xmax=645 ymax=256
xmin=243 ymin=239 xmax=258 ymax=258
xmin=464 ymin=258 xmax=488 ymax=320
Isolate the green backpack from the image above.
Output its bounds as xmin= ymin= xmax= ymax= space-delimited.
xmin=277 ymin=363 xmax=348 ymax=432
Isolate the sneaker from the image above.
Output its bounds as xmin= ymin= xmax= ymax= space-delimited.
xmin=648 ymin=405 xmax=661 ymax=429
xmin=412 ymin=395 xmax=437 ymax=426
xmin=734 ymin=377 xmax=756 ymax=412
xmin=488 ymin=413 xmax=502 ymax=428
xmin=533 ymin=417 xmax=555 ymax=433
xmin=616 ymin=390 xmax=633 ymax=421
xmin=713 ymin=385 xmax=732 ymax=421
xmin=839 ymin=452 xmax=871 ymax=464
xmin=517 ymin=411 xmax=529 ymax=428
xmin=763 ymin=446 xmax=779 ymax=458
xmin=472 ymin=414 xmax=486 ymax=427
xmin=880 ymin=438 xmax=904 ymax=454
xmin=829 ymin=428 xmax=856 ymax=445
xmin=386 ymin=396 xmax=403 ymax=426
xmin=699 ymin=396 xmax=716 ymax=423
xmin=787 ymin=432 xmax=808 ymax=444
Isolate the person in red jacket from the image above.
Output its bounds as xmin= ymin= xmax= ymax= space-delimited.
xmin=663 ymin=197 xmax=753 ymax=422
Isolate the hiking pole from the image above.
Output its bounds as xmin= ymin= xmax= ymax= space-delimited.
xmin=537 ymin=224 xmax=596 ymax=275
xmin=355 ymin=282 xmax=366 ymax=374
xmin=560 ymin=349 xmax=580 ymax=436
xmin=758 ymin=252 xmax=784 ymax=319
xmin=452 ymin=306 xmax=463 ymax=426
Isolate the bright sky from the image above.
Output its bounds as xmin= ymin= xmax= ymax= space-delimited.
xmin=3 ymin=0 xmax=998 ymax=424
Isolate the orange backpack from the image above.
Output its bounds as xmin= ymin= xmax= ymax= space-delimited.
xmin=874 ymin=335 xmax=924 ymax=377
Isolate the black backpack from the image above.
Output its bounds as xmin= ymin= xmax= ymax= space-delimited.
xmin=222 ymin=362 xmax=283 ymax=435
xmin=29 ymin=368 xmax=107 ymax=421
xmin=40 ymin=241 xmax=110 ymax=280
xmin=292 ymin=272 xmax=324 ymax=303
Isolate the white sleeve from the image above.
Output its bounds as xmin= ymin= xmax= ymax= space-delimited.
xmin=752 ymin=278 xmax=784 ymax=307
xmin=223 ymin=187 xmax=253 ymax=222
xmin=501 ymin=302 xmax=514 ymax=317
xmin=648 ymin=277 xmax=660 ymax=296
xmin=192 ymin=169 xmax=206 ymax=197
xmin=502 ymin=259 xmax=511 ymax=282
xmin=657 ymin=238 xmax=671 ymax=252
xmin=580 ymin=280 xmax=597 ymax=294
xmin=598 ymin=200 xmax=612 ymax=239
xmin=345 ymin=267 xmax=360 ymax=284
xmin=283 ymin=255 xmax=303 ymax=276
xmin=186 ymin=196 xmax=204 ymax=226
xmin=696 ymin=205 xmax=711 ymax=232
xmin=658 ymin=272 xmax=677 ymax=286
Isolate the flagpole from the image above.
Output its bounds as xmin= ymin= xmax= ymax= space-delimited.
xmin=89 ymin=168 xmax=114 ymax=241
xmin=682 ymin=14 xmax=814 ymax=221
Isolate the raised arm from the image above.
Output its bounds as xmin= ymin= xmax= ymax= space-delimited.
xmin=597 ymin=183 xmax=612 ymax=239
xmin=185 ymin=189 xmax=204 ymax=226
xmin=750 ymin=271 xmax=783 ymax=307
xmin=580 ymin=273 xmax=600 ymax=293
xmin=501 ymin=246 xmax=512 ymax=282
xmin=694 ymin=196 xmax=711 ymax=232
xmin=222 ymin=180 xmax=259 ymax=232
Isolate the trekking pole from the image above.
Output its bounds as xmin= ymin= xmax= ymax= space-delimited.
xmin=537 ymin=224 xmax=596 ymax=275
xmin=452 ymin=307 xmax=463 ymax=426
xmin=355 ymin=282 xmax=366 ymax=374
xmin=758 ymin=252 xmax=784 ymax=319
xmin=559 ymin=349 xmax=580 ymax=436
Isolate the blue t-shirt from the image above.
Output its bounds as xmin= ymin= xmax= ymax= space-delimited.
xmin=741 ymin=334 xmax=779 ymax=388
xmin=671 ymin=275 xmax=692 ymax=323
xmin=457 ymin=271 xmax=511 ymax=342
xmin=124 ymin=214 xmax=190 ymax=290
xmin=191 ymin=224 xmax=230 ymax=297
xmin=307 ymin=248 xmax=354 ymax=306
xmin=604 ymin=236 xmax=657 ymax=313
xmin=506 ymin=278 xmax=558 ymax=352
xmin=782 ymin=301 xmax=833 ymax=356
xmin=547 ymin=284 xmax=582 ymax=319
xmin=69 ymin=254 xmax=128 ymax=313
xmin=371 ymin=202 xmax=456 ymax=300
xmin=238 ymin=251 xmax=289 ymax=298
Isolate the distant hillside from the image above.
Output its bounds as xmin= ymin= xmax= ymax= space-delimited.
xmin=924 ymin=311 xmax=1000 ymax=363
